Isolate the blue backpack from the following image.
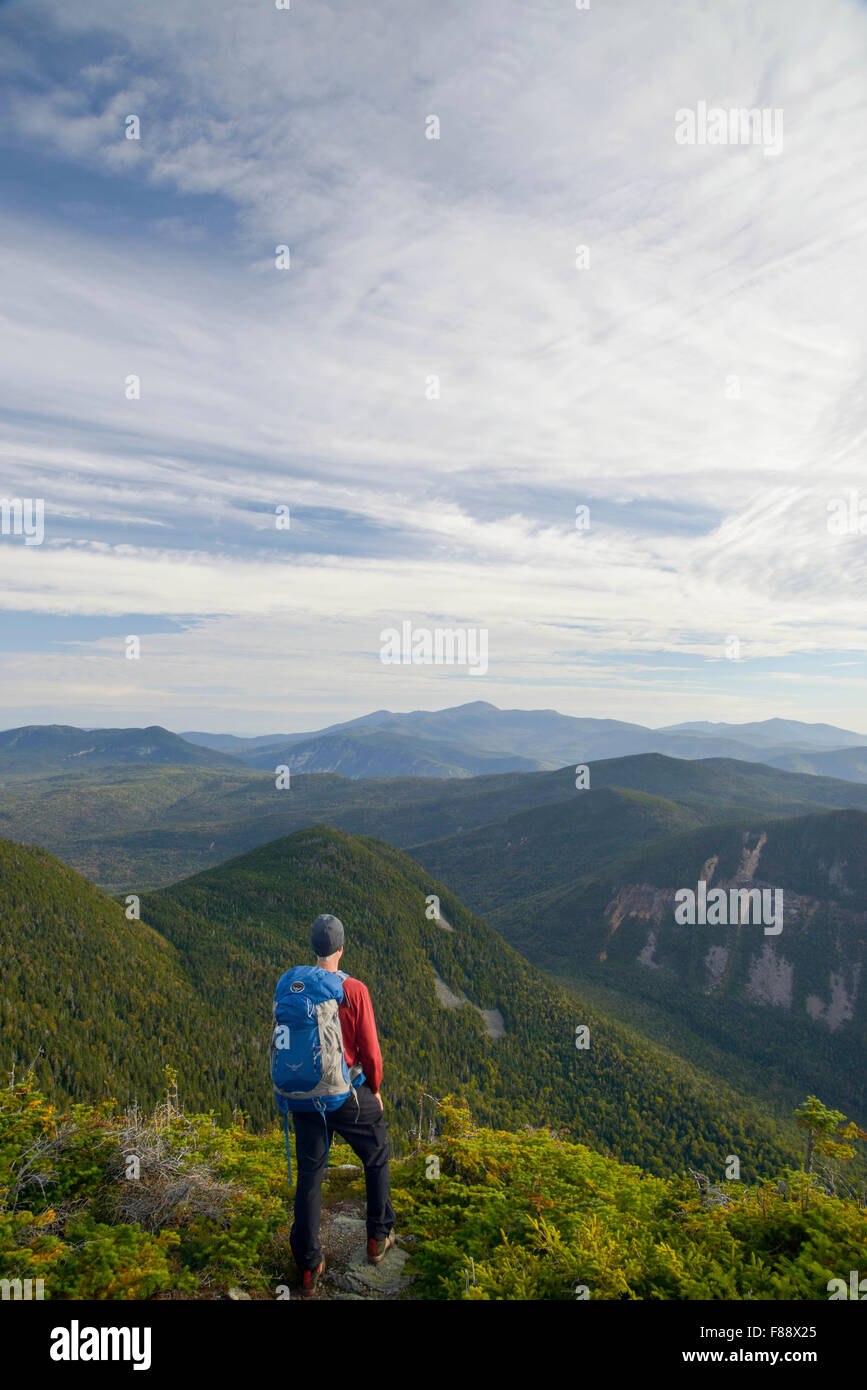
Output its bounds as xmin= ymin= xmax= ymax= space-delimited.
xmin=270 ymin=965 xmax=364 ymax=1184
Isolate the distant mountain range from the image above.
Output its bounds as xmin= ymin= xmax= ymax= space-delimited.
xmin=2 ymin=704 xmax=867 ymax=783
xmin=758 ymin=746 xmax=867 ymax=780
xmin=7 ymin=750 xmax=867 ymax=894
xmin=659 ymin=717 xmax=867 ymax=748
xmin=184 ymin=702 xmax=867 ymax=782
xmin=0 ymin=724 xmax=238 ymax=774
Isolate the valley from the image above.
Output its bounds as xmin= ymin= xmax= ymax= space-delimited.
xmin=2 ymin=705 xmax=866 ymax=1306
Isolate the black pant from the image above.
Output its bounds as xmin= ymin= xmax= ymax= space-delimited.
xmin=290 ymin=1083 xmax=395 ymax=1271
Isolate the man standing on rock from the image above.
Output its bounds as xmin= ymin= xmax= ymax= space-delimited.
xmin=287 ymin=913 xmax=396 ymax=1297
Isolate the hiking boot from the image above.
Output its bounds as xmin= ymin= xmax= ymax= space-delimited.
xmin=367 ymin=1231 xmax=396 ymax=1265
xmin=299 ymin=1258 xmax=325 ymax=1297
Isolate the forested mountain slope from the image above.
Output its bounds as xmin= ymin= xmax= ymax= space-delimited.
xmin=0 ymin=831 xmax=800 ymax=1180
xmin=490 ymin=811 xmax=867 ymax=1120
xmin=5 ymin=752 xmax=867 ymax=891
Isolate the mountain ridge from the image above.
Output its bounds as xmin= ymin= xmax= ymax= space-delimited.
xmin=7 ymin=750 xmax=867 ymax=893
xmin=179 ymin=702 xmax=867 ymax=780
xmin=0 ymin=724 xmax=242 ymax=774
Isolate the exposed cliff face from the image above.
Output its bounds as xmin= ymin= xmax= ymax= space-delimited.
xmin=600 ymin=827 xmax=867 ymax=1033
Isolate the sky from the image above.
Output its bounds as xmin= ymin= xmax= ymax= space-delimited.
xmin=0 ymin=0 xmax=866 ymax=735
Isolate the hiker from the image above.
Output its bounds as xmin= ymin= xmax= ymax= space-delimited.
xmin=270 ymin=913 xmax=396 ymax=1297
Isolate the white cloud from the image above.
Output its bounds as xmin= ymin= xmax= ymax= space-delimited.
xmin=0 ymin=0 xmax=866 ymax=726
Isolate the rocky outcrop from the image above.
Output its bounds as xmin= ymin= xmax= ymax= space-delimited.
xmin=433 ymin=972 xmax=505 ymax=1040
xmin=600 ymin=826 xmax=866 ymax=1030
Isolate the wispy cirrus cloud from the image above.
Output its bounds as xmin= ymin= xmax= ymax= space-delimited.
xmin=0 ymin=0 xmax=866 ymax=729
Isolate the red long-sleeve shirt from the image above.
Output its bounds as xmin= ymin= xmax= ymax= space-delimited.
xmin=338 ymin=976 xmax=383 ymax=1094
